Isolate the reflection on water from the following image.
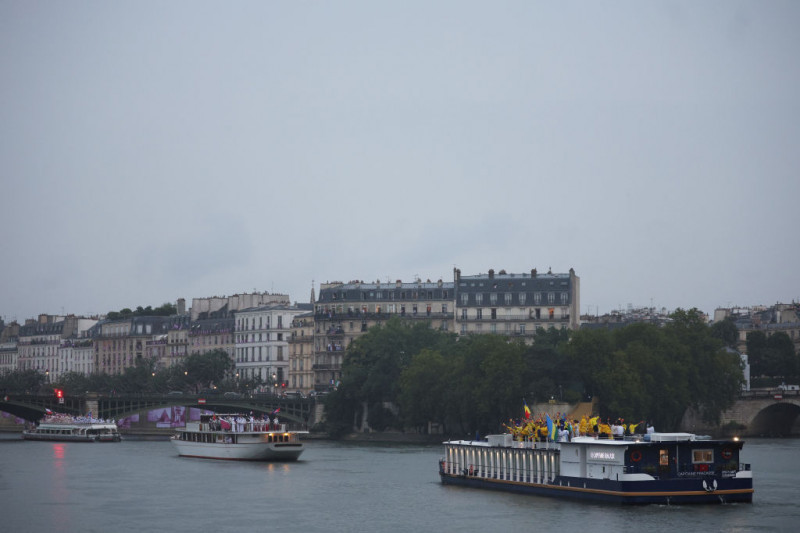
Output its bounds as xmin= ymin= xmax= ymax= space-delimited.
xmin=53 ymin=442 xmax=65 ymax=460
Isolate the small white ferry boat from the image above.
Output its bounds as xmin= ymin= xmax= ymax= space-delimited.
xmin=23 ymin=415 xmax=121 ymax=443
xmin=171 ymin=413 xmax=307 ymax=461
xmin=440 ymin=432 xmax=753 ymax=504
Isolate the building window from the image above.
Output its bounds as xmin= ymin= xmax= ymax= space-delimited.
xmin=490 ymin=293 xmax=497 ymax=305
xmin=461 ymin=309 xmax=468 ymax=320
xmin=560 ymin=292 xmax=568 ymax=304
xmin=476 ymin=294 xmax=483 ymax=305
xmin=534 ymin=292 xmax=541 ymax=304
xmin=505 ymin=293 xmax=512 ymax=305
xmin=476 ymin=309 xmax=483 ymax=320
xmin=548 ymin=292 xmax=555 ymax=305
xmin=461 ymin=293 xmax=469 ymax=306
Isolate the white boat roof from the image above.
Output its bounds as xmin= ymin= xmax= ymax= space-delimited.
xmin=446 ymin=432 xmax=706 ymax=447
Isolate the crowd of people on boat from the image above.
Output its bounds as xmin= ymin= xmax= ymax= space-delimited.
xmin=503 ymin=413 xmax=655 ymax=442
xmin=39 ymin=412 xmax=116 ymax=425
xmin=206 ymin=413 xmax=282 ymax=433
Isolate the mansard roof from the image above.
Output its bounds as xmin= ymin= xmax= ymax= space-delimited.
xmin=456 ymin=271 xmax=574 ymax=293
xmin=19 ymin=320 xmax=65 ymax=337
xmin=317 ymin=280 xmax=454 ymax=304
xmin=236 ymin=303 xmax=310 ymax=314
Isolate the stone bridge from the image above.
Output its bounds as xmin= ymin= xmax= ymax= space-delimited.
xmin=0 ymin=393 xmax=325 ymax=432
xmin=681 ymin=389 xmax=800 ymax=437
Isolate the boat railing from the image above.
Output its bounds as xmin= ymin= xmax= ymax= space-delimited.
xmin=199 ymin=421 xmax=288 ymax=433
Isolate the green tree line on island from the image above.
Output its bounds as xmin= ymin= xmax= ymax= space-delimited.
xmin=323 ymin=309 xmax=758 ymax=438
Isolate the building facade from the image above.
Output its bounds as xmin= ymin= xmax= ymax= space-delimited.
xmin=288 ymin=312 xmax=315 ymax=394
xmin=0 ymin=321 xmax=19 ymax=373
xmin=234 ymin=304 xmax=310 ymax=390
xmin=314 ymin=278 xmax=455 ymax=392
xmin=453 ymin=267 xmax=581 ymax=339
xmin=189 ymin=316 xmax=235 ymax=359
xmin=94 ymin=316 xmax=169 ymax=375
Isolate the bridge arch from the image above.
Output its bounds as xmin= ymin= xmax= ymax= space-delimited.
xmin=748 ymin=401 xmax=800 ymax=437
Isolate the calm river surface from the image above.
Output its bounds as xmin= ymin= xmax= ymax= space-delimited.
xmin=0 ymin=434 xmax=797 ymax=532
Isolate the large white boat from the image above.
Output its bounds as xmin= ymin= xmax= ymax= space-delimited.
xmin=440 ymin=432 xmax=753 ymax=504
xmin=171 ymin=413 xmax=307 ymax=461
xmin=22 ymin=415 xmax=121 ymax=443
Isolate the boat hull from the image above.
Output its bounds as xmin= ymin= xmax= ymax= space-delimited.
xmin=439 ymin=471 xmax=753 ymax=505
xmin=171 ymin=438 xmax=304 ymax=461
xmin=22 ymin=432 xmax=98 ymax=442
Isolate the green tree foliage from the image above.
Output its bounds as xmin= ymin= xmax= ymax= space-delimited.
xmin=710 ymin=317 xmax=739 ymax=348
xmin=567 ymin=309 xmax=743 ymax=428
xmin=0 ymin=369 xmax=47 ymax=393
xmin=328 ymin=317 xmax=456 ymax=434
xmin=767 ymin=332 xmax=799 ymax=381
xmin=525 ymin=327 xmax=572 ymax=404
xmin=106 ymin=303 xmax=177 ymax=320
xmin=746 ymin=331 xmax=769 ymax=377
xmin=747 ymin=331 xmax=797 ymax=380
xmin=183 ymin=349 xmax=233 ymax=391
xmin=326 ymin=308 xmax=745 ymax=438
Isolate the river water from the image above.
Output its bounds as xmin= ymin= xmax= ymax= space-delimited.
xmin=0 ymin=434 xmax=797 ymax=532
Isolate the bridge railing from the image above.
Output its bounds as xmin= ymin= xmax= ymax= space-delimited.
xmin=739 ymin=388 xmax=800 ymax=399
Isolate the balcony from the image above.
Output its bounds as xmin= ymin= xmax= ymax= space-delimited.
xmin=316 ymin=310 xmax=454 ymax=321
xmin=312 ymin=363 xmax=340 ymax=371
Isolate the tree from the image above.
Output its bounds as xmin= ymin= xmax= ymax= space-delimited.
xmin=746 ymin=331 xmax=769 ymax=377
xmin=184 ymin=349 xmax=233 ymax=391
xmin=766 ymin=332 xmax=798 ymax=380
xmin=710 ymin=317 xmax=739 ymax=348
xmin=327 ymin=317 xmax=456 ymax=434
xmin=0 ymin=369 xmax=46 ymax=394
xmin=566 ymin=309 xmax=743 ymax=428
xmin=399 ymin=348 xmax=449 ymax=431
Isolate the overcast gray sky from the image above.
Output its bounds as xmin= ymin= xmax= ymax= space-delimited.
xmin=1 ymin=1 xmax=798 ymax=322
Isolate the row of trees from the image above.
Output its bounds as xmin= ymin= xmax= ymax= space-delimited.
xmin=1 ymin=349 xmax=237 ymax=396
xmin=323 ymin=310 xmax=748 ymax=438
xmin=105 ymin=303 xmax=177 ymax=320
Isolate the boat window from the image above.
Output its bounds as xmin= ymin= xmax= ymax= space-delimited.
xmin=659 ymin=449 xmax=669 ymax=466
xmin=692 ymin=450 xmax=713 ymax=463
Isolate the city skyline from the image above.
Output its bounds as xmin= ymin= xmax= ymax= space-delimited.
xmin=2 ymin=3 xmax=798 ymax=322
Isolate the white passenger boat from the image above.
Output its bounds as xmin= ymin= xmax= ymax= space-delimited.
xmin=22 ymin=415 xmax=121 ymax=442
xmin=171 ymin=413 xmax=307 ymax=461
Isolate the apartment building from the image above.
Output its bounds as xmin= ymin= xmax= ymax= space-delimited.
xmin=17 ymin=315 xmax=98 ymax=381
xmin=0 ymin=321 xmax=19 ymax=373
xmin=94 ymin=316 xmax=168 ymax=375
xmin=314 ymin=278 xmax=455 ymax=392
xmin=288 ymin=311 xmax=315 ymax=394
xmin=234 ymin=304 xmax=311 ymax=389
xmin=454 ymin=267 xmax=581 ymax=339
xmin=189 ymin=316 xmax=235 ymax=359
